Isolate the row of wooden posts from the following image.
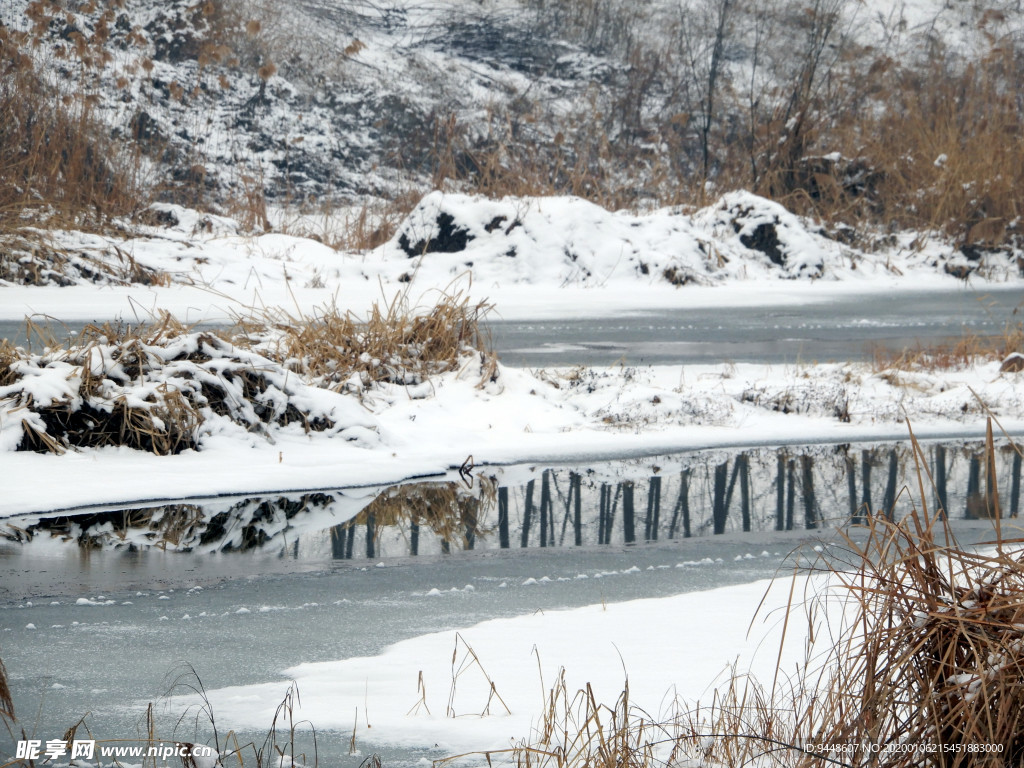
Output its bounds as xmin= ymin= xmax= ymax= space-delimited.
xmin=329 ymin=446 xmax=1024 ymax=557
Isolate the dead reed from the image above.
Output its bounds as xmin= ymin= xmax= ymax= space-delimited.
xmin=673 ymin=426 xmax=1024 ymax=768
xmin=234 ymin=290 xmax=497 ymax=392
xmin=871 ymin=322 xmax=1024 ymax=374
xmin=0 ymin=11 xmax=141 ymax=236
xmin=1 ymin=291 xmax=495 ymax=455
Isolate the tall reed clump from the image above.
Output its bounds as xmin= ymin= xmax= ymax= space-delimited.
xmin=236 ymin=290 xmax=497 ymax=391
xmin=0 ymin=11 xmax=140 ymax=233
xmin=781 ymin=42 xmax=1024 ymax=249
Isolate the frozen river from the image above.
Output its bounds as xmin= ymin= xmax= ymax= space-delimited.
xmin=2 ymin=287 xmax=1022 ymax=366
xmin=488 ymin=286 xmax=1024 ymax=365
xmin=2 ymin=440 xmax=1019 ymax=765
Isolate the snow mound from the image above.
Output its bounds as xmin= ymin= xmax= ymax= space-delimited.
xmin=386 ymin=191 xmax=856 ymax=287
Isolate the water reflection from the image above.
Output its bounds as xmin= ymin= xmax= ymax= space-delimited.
xmin=4 ymin=441 xmax=1022 ymax=561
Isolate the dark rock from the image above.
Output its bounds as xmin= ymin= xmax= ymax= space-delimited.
xmin=129 ymin=110 xmax=160 ymax=147
xmin=484 ymin=215 xmax=507 ymax=232
xmin=1000 ymin=353 xmax=1024 ymax=373
xmin=398 ymin=212 xmax=473 ymax=256
xmin=740 ymin=221 xmax=785 ymax=266
xmin=662 ymin=266 xmax=689 ymax=286
xmin=960 ymin=243 xmax=985 ymax=262
xmin=944 ymin=263 xmax=973 ymax=280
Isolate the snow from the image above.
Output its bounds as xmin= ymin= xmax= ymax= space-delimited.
xmin=1 ymin=192 xmax=1020 ymax=324
xmin=183 ymin=575 xmax=826 ymax=757
xmin=2 ymin=185 xmax=1022 ymax=764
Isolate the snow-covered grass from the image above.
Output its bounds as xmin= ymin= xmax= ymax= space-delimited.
xmin=5 ymin=192 xmax=1022 ymax=298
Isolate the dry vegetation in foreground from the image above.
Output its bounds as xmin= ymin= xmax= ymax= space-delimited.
xmin=0 ymin=292 xmax=494 ymax=455
xmin=672 ymin=430 xmax=1024 ymax=768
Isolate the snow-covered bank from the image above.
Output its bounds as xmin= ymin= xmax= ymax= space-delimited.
xmin=3 ymin=192 xmax=1024 ymax=518
xmin=4 ymin=345 xmax=1024 ymax=517
xmin=2 ymin=192 xmax=1021 ymax=324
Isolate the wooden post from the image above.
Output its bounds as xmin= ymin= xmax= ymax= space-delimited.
xmin=846 ymin=453 xmax=862 ymax=524
xmin=861 ymin=449 xmax=873 ymax=516
xmin=646 ymin=476 xmax=661 ymax=541
xmin=1011 ymin=452 xmax=1022 ymax=519
xmin=540 ymin=471 xmax=551 ymax=548
xmin=934 ymin=445 xmax=948 ymax=519
xmin=331 ymin=525 xmax=346 ymax=559
xmin=713 ymin=461 xmax=728 ymax=534
xmin=521 ymin=478 xmax=535 ymax=548
xmin=776 ymin=454 xmax=785 ymax=531
xmin=801 ymin=455 xmax=818 ymax=529
xmin=739 ymin=455 xmax=750 ymax=532
xmin=786 ymin=459 xmax=795 ymax=531
xmin=410 ymin=519 xmax=419 ymax=556
xmin=623 ymin=481 xmax=636 ymax=544
xmin=498 ymin=487 xmax=510 ymax=548
xmin=883 ymin=449 xmax=898 ymax=521
xmin=365 ymin=511 xmax=375 ymax=559
xmin=573 ymin=473 xmax=582 ymax=546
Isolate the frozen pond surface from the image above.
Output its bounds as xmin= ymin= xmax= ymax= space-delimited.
xmin=2 ymin=533 xmax=803 ymax=765
xmin=2 ymin=440 xmax=1021 ymax=764
xmin=489 ymin=287 xmax=1024 ymax=365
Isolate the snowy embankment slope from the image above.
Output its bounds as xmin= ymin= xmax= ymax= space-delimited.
xmin=3 ymin=191 xmax=1024 ymax=517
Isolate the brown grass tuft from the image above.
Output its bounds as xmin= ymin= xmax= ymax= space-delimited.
xmin=871 ymin=323 xmax=1024 ymax=374
xmin=675 ymin=427 xmax=1024 ymax=768
xmin=235 ymin=289 xmax=496 ymax=392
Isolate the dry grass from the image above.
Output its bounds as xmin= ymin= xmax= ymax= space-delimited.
xmin=234 ymin=290 xmax=497 ymax=392
xmin=0 ymin=9 xmax=142 ymax=236
xmin=0 ymin=653 xmax=14 ymax=727
xmin=441 ymin=675 xmax=673 ymax=768
xmin=672 ymin=427 xmax=1024 ymax=768
xmin=1 ymin=312 xmax=312 ymax=455
xmin=457 ymin=426 xmax=1024 ymax=768
xmin=870 ymin=322 xmax=1024 ymax=374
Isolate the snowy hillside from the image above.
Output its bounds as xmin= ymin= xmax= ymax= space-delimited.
xmin=3 ymin=0 xmax=1022 ymax=207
